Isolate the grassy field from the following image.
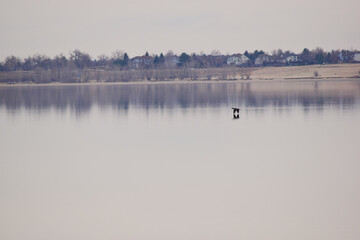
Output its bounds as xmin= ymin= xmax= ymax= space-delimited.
xmin=252 ymin=63 xmax=360 ymax=80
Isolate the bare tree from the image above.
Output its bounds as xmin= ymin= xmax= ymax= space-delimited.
xmin=97 ymin=54 xmax=110 ymax=68
xmin=69 ymin=50 xmax=92 ymax=69
xmin=189 ymin=69 xmax=199 ymax=80
xmin=165 ymin=50 xmax=174 ymax=58
xmin=245 ymin=69 xmax=252 ymax=80
xmin=238 ymin=68 xmax=252 ymax=80
xmin=205 ymin=69 xmax=214 ymax=80
xmin=144 ymin=69 xmax=153 ymax=81
xmin=210 ymin=50 xmax=222 ymax=56
xmin=111 ymin=50 xmax=125 ymax=60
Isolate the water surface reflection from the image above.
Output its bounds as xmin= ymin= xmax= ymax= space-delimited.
xmin=1 ymin=80 xmax=360 ymax=115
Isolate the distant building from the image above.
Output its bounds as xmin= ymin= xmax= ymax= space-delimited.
xmin=255 ymin=54 xmax=271 ymax=65
xmin=269 ymin=54 xmax=286 ymax=65
xmin=353 ymin=53 xmax=360 ymax=62
xmin=286 ymin=55 xmax=299 ymax=63
xmin=338 ymin=51 xmax=354 ymax=62
xmin=131 ymin=56 xmax=153 ymax=69
xmin=227 ymin=54 xmax=249 ymax=66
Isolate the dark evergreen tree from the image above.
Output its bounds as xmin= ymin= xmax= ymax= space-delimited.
xmin=53 ymin=54 xmax=68 ymax=68
xmin=113 ymin=58 xmax=122 ymax=66
xmin=315 ymin=53 xmax=324 ymax=64
xmin=178 ymin=53 xmax=191 ymax=67
xmin=301 ymin=48 xmax=311 ymax=64
xmin=326 ymin=53 xmax=331 ymax=64
xmin=302 ymin=48 xmax=310 ymax=55
xmin=153 ymin=55 xmax=159 ymax=66
xmin=252 ymin=50 xmax=264 ymax=60
xmin=122 ymin=53 xmax=129 ymax=66
xmin=159 ymin=53 xmax=165 ymax=64
xmin=145 ymin=51 xmax=149 ymax=57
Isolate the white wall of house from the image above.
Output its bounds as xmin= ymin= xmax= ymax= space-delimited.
xmin=240 ymin=55 xmax=249 ymax=64
xmin=227 ymin=55 xmax=249 ymax=65
xmin=354 ymin=53 xmax=360 ymax=62
xmin=286 ymin=55 xmax=298 ymax=62
xmin=254 ymin=58 xmax=262 ymax=65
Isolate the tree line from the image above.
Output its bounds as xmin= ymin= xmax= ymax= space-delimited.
xmin=0 ymin=48 xmax=358 ymax=83
xmin=1 ymin=48 xmax=359 ymax=72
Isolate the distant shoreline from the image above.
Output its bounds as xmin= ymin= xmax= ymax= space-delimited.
xmin=1 ymin=77 xmax=360 ymax=88
xmin=1 ymin=63 xmax=360 ymax=87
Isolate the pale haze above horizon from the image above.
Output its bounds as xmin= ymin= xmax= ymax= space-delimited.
xmin=1 ymin=0 xmax=360 ymax=61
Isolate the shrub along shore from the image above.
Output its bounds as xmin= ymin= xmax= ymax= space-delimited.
xmin=0 ymin=67 xmax=252 ymax=84
xmin=1 ymin=63 xmax=359 ymax=85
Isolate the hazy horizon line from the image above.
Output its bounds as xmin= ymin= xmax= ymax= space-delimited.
xmin=2 ymin=46 xmax=359 ymax=62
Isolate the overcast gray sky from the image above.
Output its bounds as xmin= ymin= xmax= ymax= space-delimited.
xmin=1 ymin=0 xmax=360 ymax=60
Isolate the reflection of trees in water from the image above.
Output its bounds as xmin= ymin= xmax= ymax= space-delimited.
xmin=0 ymin=81 xmax=359 ymax=115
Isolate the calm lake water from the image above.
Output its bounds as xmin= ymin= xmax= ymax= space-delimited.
xmin=1 ymin=80 xmax=360 ymax=240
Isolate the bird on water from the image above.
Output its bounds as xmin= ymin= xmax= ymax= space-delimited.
xmin=232 ymin=107 xmax=240 ymax=119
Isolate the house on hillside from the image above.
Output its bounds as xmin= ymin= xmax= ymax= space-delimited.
xmin=227 ymin=54 xmax=249 ymax=66
xmin=269 ymin=55 xmax=286 ymax=65
xmin=131 ymin=56 xmax=153 ymax=69
xmin=286 ymin=55 xmax=299 ymax=63
xmin=338 ymin=51 xmax=354 ymax=62
xmin=254 ymin=54 xmax=271 ymax=65
xmin=273 ymin=54 xmax=300 ymax=65
xmin=278 ymin=55 xmax=287 ymax=64
xmin=353 ymin=53 xmax=360 ymax=62
xmin=268 ymin=53 xmax=300 ymax=66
